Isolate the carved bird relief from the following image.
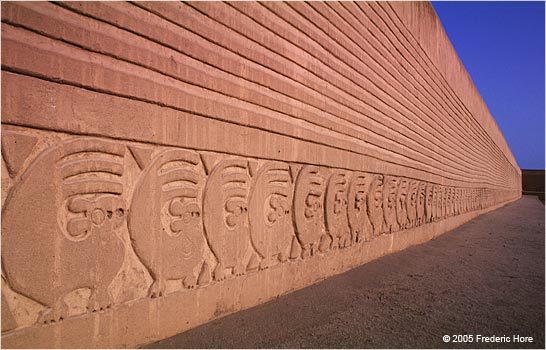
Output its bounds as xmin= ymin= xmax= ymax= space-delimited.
xmin=203 ymin=159 xmax=253 ymax=281
xmin=347 ymin=173 xmax=373 ymax=243
xmin=325 ymin=171 xmax=351 ymax=249
xmin=367 ymin=174 xmax=385 ymax=236
xmin=293 ymin=165 xmax=327 ymax=258
xmin=395 ymin=178 xmax=409 ymax=230
xmin=2 ymin=138 xmax=126 ymax=323
xmin=406 ymin=180 xmax=419 ymax=229
xmin=382 ymin=176 xmax=399 ymax=233
xmin=128 ymin=149 xmax=207 ymax=298
xmin=248 ymin=161 xmax=294 ymax=270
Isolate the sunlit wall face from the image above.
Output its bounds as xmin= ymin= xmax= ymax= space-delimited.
xmin=433 ymin=1 xmax=545 ymax=170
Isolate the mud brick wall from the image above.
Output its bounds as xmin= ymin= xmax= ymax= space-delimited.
xmin=1 ymin=2 xmax=521 ymax=348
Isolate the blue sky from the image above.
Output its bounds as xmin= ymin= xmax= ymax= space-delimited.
xmin=432 ymin=1 xmax=545 ymax=170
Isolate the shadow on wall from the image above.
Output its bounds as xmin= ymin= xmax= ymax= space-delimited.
xmin=522 ymin=169 xmax=545 ymax=203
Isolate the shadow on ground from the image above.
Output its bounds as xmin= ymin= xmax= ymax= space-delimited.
xmin=144 ymin=196 xmax=545 ymax=349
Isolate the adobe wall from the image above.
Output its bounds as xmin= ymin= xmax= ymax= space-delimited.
xmin=1 ymin=2 xmax=521 ymax=348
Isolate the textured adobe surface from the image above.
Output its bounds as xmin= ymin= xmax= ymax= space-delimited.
xmin=1 ymin=2 xmax=520 ymax=348
xmin=145 ymin=196 xmax=544 ymax=349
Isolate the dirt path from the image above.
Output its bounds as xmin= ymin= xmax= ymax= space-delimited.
xmin=144 ymin=196 xmax=544 ymax=349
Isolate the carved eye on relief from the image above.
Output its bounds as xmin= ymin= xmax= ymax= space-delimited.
xmin=267 ymin=196 xmax=290 ymax=224
xmin=304 ymin=194 xmax=321 ymax=219
xmin=169 ymin=199 xmax=201 ymax=233
xmin=374 ymin=191 xmax=382 ymax=208
xmin=388 ymin=194 xmax=396 ymax=208
xmin=91 ymin=208 xmax=106 ymax=225
xmin=333 ymin=192 xmax=347 ymax=214
xmin=354 ymin=192 xmax=366 ymax=211
xmin=66 ymin=195 xmax=126 ymax=239
xmin=225 ymin=198 xmax=247 ymax=228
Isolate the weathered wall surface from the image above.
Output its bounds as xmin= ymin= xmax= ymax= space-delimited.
xmin=1 ymin=2 xmax=520 ymax=348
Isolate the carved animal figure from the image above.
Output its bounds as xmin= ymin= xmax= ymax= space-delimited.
xmin=440 ymin=186 xmax=447 ymax=219
xmin=367 ymin=174 xmax=384 ymax=236
xmin=406 ymin=180 xmax=419 ymax=228
xmin=383 ymin=176 xmax=399 ymax=233
xmin=293 ymin=165 xmax=326 ymax=258
xmin=129 ymin=149 xmax=206 ymax=298
xmin=461 ymin=188 xmax=466 ymax=213
xmin=395 ymin=178 xmax=409 ymax=230
xmin=454 ymin=188 xmax=461 ymax=215
xmin=2 ymin=138 xmax=126 ymax=323
xmin=203 ymin=158 xmax=252 ymax=281
xmin=434 ymin=185 xmax=442 ymax=221
xmin=416 ymin=182 xmax=427 ymax=225
xmin=425 ymin=183 xmax=434 ymax=223
xmin=461 ymin=189 xmax=466 ymax=213
xmin=325 ymin=171 xmax=351 ymax=249
xmin=446 ymin=187 xmax=453 ymax=217
xmin=248 ymin=161 xmax=294 ymax=270
xmin=347 ymin=172 xmax=373 ymax=243
xmin=452 ymin=187 xmax=457 ymax=215
xmin=451 ymin=187 xmax=456 ymax=215
xmin=460 ymin=189 xmax=465 ymax=213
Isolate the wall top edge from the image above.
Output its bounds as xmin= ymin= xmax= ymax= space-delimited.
xmin=390 ymin=1 xmax=520 ymax=173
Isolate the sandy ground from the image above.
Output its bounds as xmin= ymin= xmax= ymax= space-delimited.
xmin=144 ymin=196 xmax=544 ymax=349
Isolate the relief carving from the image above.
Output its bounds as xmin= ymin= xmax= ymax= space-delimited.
xmin=325 ymin=170 xmax=351 ymax=249
xmin=0 ymin=125 xmax=517 ymax=339
xmin=248 ymin=161 xmax=294 ymax=270
xmin=459 ymin=188 xmax=466 ymax=214
xmin=1 ymin=138 xmax=126 ymax=323
xmin=367 ymin=174 xmax=384 ymax=236
xmin=434 ymin=185 xmax=442 ymax=221
xmin=128 ymin=149 xmax=207 ymax=298
xmin=461 ymin=189 xmax=466 ymax=213
xmin=446 ymin=187 xmax=453 ymax=217
xmin=293 ymin=165 xmax=327 ymax=258
xmin=424 ymin=183 xmax=434 ymax=223
xmin=452 ymin=188 xmax=458 ymax=215
xmin=416 ymin=181 xmax=427 ymax=225
xmin=395 ymin=178 xmax=409 ymax=230
xmin=203 ymin=158 xmax=253 ymax=281
xmin=462 ymin=189 xmax=465 ymax=213
xmin=382 ymin=176 xmax=399 ymax=233
xmin=440 ymin=186 xmax=447 ymax=219
xmin=406 ymin=180 xmax=419 ymax=229
xmin=348 ymin=172 xmax=373 ymax=243
xmin=454 ymin=188 xmax=460 ymax=216
xmin=449 ymin=187 xmax=457 ymax=216
xmin=1 ymin=131 xmax=38 ymax=178
xmin=1 ymin=290 xmax=17 ymax=332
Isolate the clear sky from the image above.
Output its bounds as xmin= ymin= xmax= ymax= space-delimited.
xmin=432 ymin=1 xmax=545 ymax=170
